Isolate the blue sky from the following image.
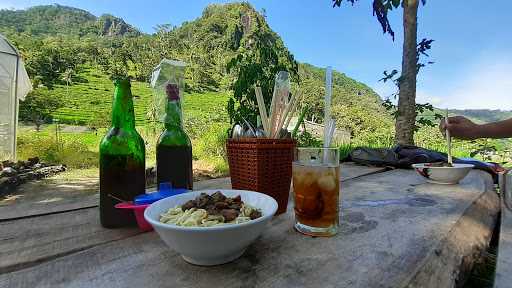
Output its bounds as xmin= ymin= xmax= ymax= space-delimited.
xmin=1 ymin=0 xmax=511 ymax=110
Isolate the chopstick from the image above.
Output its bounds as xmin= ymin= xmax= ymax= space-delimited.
xmin=268 ymin=89 xmax=279 ymax=138
xmin=445 ymin=109 xmax=453 ymax=165
xmin=273 ymin=91 xmax=295 ymax=138
xmin=255 ymin=86 xmax=270 ymax=136
xmin=282 ymin=91 xmax=302 ymax=132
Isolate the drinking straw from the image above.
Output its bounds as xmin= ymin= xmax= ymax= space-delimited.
xmin=445 ymin=109 xmax=453 ymax=164
xmin=323 ymin=66 xmax=333 ymax=148
xmin=323 ymin=119 xmax=336 ymax=163
xmin=324 ymin=119 xmax=336 ymax=147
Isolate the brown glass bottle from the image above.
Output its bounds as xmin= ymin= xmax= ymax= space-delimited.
xmin=156 ymin=84 xmax=193 ymax=190
xmin=99 ymin=79 xmax=146 ymax=228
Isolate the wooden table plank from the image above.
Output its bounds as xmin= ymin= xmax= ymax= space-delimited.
xmin=0 ymin=163 xmax=385 ymax=221
xmin=494 ymin=198 xmax=512 ymax=288
xmin=0 ymin=169 xmax=498 ymax=288
xmin=0 ymin=208 xmax=141 ymax=274
xmin=0 ymin=164 xmax=386 ymax=275
xmin=0 ymin=179 xmax=98 ymax=221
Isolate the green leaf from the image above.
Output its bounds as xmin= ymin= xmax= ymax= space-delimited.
xmin=392 ymin=0 xmax=401 ymax=8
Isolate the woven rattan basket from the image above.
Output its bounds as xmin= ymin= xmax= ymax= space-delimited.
xmin=226 ymin=138 xmax=296 ymax=214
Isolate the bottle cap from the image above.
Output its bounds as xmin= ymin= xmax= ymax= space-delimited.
xmin=166 ymin=83 xmax=180 ymax=101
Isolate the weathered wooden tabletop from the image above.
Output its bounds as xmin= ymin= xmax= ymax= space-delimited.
xmin=0 ymin=163 xmax=499 ymax=288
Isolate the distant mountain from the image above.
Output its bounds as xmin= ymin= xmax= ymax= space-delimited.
xmin=0 ymin=4 xmax=140 ymax=37
xmin=449 ymin=109 xmax=512 ymax=124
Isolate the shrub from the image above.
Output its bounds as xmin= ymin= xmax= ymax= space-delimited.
xmin=17 ymin=132 xmax=98 ymax=169
xmin=194 ymin=123 xmax=230 ymax=160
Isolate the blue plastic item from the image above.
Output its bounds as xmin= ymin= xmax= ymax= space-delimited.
xmin=134 ymin=183 xmax=188 ymax=205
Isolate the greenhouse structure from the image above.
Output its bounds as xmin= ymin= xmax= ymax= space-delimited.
xmin=0 ymin=33 xmax=32 ymax=160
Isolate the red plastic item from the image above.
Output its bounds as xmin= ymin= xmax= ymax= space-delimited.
xmin=115 ymin=202 xmax=152 ymax=232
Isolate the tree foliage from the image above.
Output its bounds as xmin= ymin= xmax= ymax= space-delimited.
xmin=226 ymin=4 xmax=298 ymax=126
xmin=332 ymin=0 xmax=433 ymax=145
xmin=19 ymin=88 xmax=64 ymax=131
xmin=0 ymin=4 xmax=139 ymax=37
xmin=5 ymin=3 xmax=402 ymax=145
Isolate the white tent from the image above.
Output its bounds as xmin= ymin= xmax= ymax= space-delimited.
xmin=0 ymin=34 xmax=32 ymax=160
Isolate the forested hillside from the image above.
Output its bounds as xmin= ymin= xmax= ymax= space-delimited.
xmin=449 ymin=109 xmax=512 ymax=124
xmin=0 ymin=3 xmax=386 ymax=130
xmin=0 ymin=4 xmax=140 ymax=36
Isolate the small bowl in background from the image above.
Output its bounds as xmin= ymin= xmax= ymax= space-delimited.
xmin=412 ymin=163 xmax=474 ymax=185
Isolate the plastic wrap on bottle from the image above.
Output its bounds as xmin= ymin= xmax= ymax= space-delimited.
xmin=150 ymin=59 xmax=187 ymax=122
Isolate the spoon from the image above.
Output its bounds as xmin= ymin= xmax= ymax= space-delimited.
xmin=255 ymin=128 xmax=266 ymax=138
xmin=244 ymin=127 xmax=255 ymax=138
xmin=231 ymin=124 xmax=243 ymax=140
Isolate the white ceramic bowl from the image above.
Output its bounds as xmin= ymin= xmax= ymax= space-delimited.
xmin=144 ymin=189 xmax=278 ymax=266
xmin=412 ymin=163 xmax=475 ymax=184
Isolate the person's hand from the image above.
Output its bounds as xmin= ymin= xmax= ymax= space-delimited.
xmin=439 ymin=116 xmax=481 ymax=140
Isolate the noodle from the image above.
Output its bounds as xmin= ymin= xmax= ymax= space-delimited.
xmin=159 ymin=203 xmax=261 ymax=227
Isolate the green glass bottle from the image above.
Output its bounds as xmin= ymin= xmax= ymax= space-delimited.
xmin=99 ymin=79 xmax=146 ymax=228
xmin=156 ymin=83 xmax=193 ymax=189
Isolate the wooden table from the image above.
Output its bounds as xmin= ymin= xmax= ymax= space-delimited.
xmin=494 ymin=173 xmax=512 ymax=288
xmin=0 ymin=164 xmax=499 ymax=288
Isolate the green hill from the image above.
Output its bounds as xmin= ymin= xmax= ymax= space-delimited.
xmin=449 ymin=109 xmax=512 ymax=124
xmin=0 ymin=4 xmax=140 ymax=36
xmin=2 ymin=3 xmax=386 ymax=134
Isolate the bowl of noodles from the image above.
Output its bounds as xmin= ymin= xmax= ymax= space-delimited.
xmin=144 ymin=189 xmax=278 ymax=266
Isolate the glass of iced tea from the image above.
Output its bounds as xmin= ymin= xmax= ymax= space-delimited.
xmin=293 ymin=148 xmax=340 ymax=237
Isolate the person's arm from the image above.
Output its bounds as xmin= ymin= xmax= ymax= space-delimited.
xmin=477 ymin=118 xmax=512 ymax=139
xmin=440 ymin=116 xmax=512 ymax=140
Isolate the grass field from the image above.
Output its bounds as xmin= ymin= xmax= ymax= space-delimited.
xmin=48 ymin=66 xmax=230 ymax=127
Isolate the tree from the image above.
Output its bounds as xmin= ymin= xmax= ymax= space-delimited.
xmin=333 ymin=0 xmax=428 ymax=145
xmin=19 ymin=88 xmax=64 ymax=131
xmin=226 ymin=7 xmax=298 ymax=127
xmin=61 ymin=68 xmax=73 ymax=96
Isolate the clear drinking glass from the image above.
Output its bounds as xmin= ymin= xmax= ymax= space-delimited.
xmin=293 ymin=148 xmax=340 ymax=237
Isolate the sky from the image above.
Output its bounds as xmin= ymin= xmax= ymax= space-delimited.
xmin=1 ymin=0 xmax=511 ymax=110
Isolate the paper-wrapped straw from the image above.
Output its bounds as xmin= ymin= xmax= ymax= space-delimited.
xmin=323 ymin=66 xmax=333 ymax=148
xmin=445 ymin=109 xmax=452 ymax=164
xmin=323 ymin=119 xmax=336 ymax=163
